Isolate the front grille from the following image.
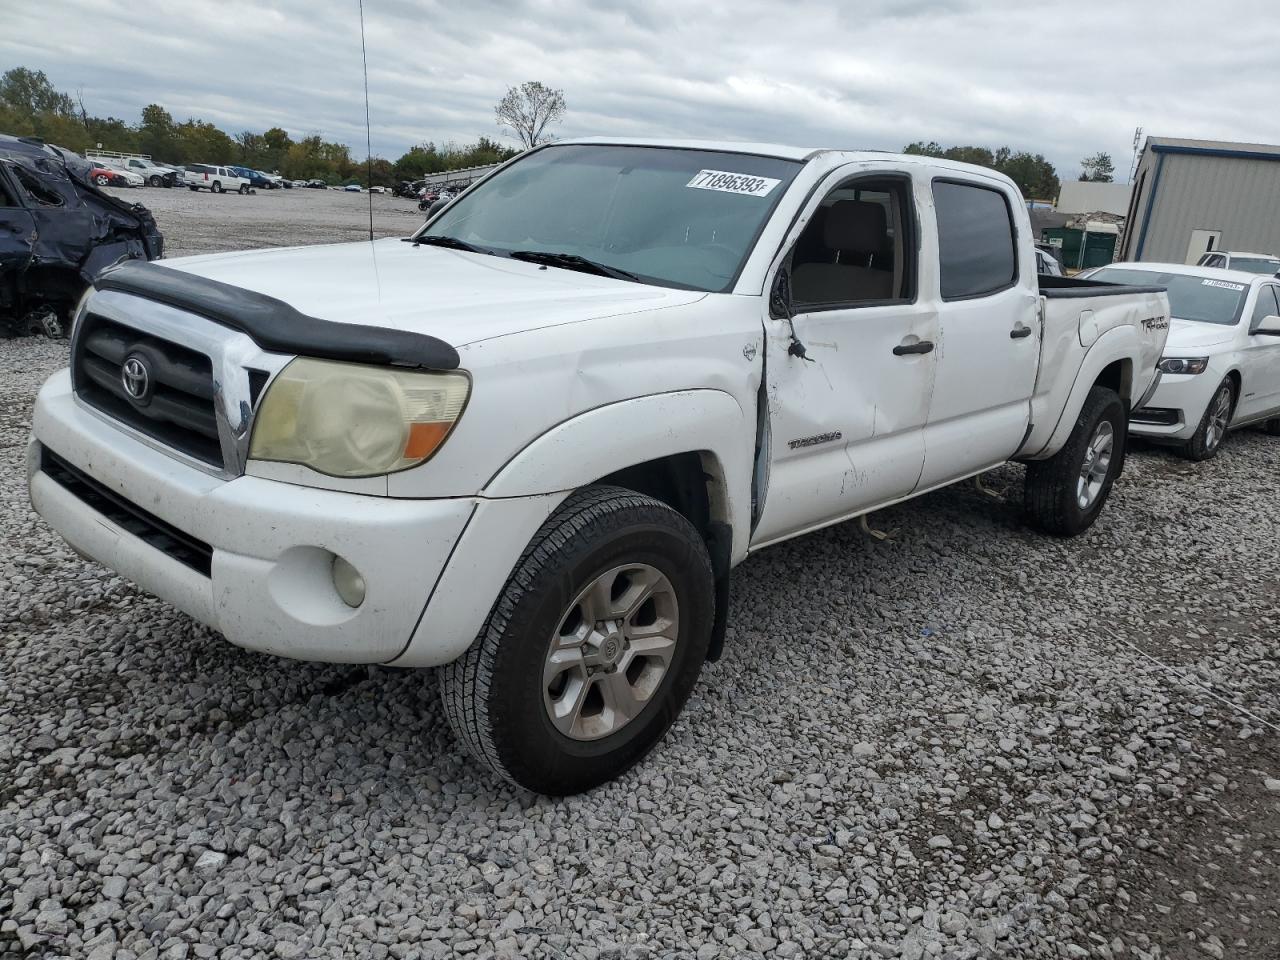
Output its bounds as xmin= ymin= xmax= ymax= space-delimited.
xmin=41 ymin=447 xmax=213 ymax=576
xmin=1132 ymin=407 xmax=1181 ymax=427
xmin=73 ymin=313 xmax=223 ymax=468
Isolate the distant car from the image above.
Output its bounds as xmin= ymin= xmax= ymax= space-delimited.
xmin=87 ymin=166 xmax=132 ymax=188
xmin=369 ymin=185 xmax=387 ymax=194
xmin=229 ymin=166 xmax=274 ymax=190
xmin=100 ymin=164 xmax=145 ymax=188
xmin=1196 ymin=251 xmax=1280 ymax=275
xmin=183 ymin=163 xmax=252 ymax=194
xmin=344 ymin=183 xmax=362 ymax=192
xmin=1082 ymin=262 xmax=1280 ymax=460
xmin=305 ymin=179 xmax=328 ymax=189
xmin=118 ymin=157 xmax=179 ymax=187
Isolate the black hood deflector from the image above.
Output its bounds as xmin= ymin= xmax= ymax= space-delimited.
xmin=95 ymin=259 xmax=460 ymax=371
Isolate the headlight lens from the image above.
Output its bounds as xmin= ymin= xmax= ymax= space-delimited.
xmin=1157 ymin=357 xmax=1209 ymax=375
xmin=248 ymin=358 xmax=469 ymax=477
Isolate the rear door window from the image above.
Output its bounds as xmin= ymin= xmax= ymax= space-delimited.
xmin=933 ymin=180 xmax=1018 ymax=300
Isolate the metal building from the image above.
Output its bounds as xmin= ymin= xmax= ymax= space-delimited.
xmin=1119 ymin=136 xmax=1280 ymax=264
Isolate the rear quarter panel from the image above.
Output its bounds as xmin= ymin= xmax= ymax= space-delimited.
xmin=1019 ymin=289 xmax=1170 ymax=458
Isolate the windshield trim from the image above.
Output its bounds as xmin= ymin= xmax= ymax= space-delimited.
xmin=410 ymin=142 xmax=805 ymax=294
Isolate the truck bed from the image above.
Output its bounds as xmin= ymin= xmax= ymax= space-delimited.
xmin=1038 ymin=275 xmax=1167 ymax=298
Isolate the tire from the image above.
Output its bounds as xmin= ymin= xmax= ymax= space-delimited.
xmin=438 ymin=485 xmax=715 ymax=795
xmin=1184 ymin=379 xmax=1235 ymax=461
xmin=94 ymin=174 xmax=110 ymax=186
xmin=189 ymin=185 xmax=198 ymax=191
xmin=239 ymin=184 xmax=250 ymax=195
xmin=1023 ymin=385 xmax=1126 ymax=536
xmin=212 ymin=181 xmax=222 ymax=193
xmin=1265 ymin=418 xmax=1280 ymax=436
xmin=148 ymin=175 xmax=162 ymax=187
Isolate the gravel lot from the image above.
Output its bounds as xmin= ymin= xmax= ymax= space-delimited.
xmin=2 ymin=188 xmax=1278 ymax=960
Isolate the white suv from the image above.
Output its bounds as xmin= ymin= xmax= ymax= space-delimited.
xmin=183 ymin=164 xmax=252 ymax=194
xmin=1196 ymin=251 xmax=1280 ymax=275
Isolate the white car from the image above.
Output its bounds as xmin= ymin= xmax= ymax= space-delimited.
xmin=27 ymin=139 xmax=1170 ymax=794
xmin=183 ymin=163 xmax=252 ymax=194
xmin=1035 ymin=247 xmax=1065 ymax=277
xmin=103 ymin=165 xmax=145 ymax=188
xmin=1083 ymin=262 xmax=1280 ymax=459
xmin=117 ymin=157 xmax=179 ymax=187
xmin=1195 ymin=251 xmax=1280 ymax=276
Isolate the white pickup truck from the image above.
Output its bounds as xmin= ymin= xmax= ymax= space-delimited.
xmin=28 ymin=139 xmax=1171 ymax=794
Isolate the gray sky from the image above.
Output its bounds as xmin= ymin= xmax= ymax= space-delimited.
xmin=6 ymin=0 xmax=1279 ymax=180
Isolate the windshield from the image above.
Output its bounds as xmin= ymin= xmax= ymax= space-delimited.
xmin=420 ymin=144 xmax=802 ymax=292
xmin=1089 ymin=268 xmax=1247 ymax=325
xmin=1229 ymin=257 xmax=1280 ymax=275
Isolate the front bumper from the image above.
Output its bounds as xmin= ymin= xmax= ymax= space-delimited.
xmin=28 ymin=369 xmax=554 ymax=666
xmin=1129 ymin=371 xmax=1217 ymax=441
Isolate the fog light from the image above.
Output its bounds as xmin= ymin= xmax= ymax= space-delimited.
xmin=332 ymin=556 xmax=366 ymax=608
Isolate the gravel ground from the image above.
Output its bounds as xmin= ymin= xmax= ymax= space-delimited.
xmin=2 ymin=192 xmax=1279 ymax=959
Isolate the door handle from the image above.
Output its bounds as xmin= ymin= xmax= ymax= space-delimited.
xmin=893 ymin=340 xmax=935 ymax=356
xmin=1010 ymin=324 xmax=1033 ymax=339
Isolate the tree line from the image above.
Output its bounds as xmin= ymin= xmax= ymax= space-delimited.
xmin=0 ymin=66 xmax=519 ymax=185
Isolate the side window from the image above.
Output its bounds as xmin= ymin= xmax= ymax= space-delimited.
xmin=789 ymin=178 xmax=916 ymax=309
xmin=0 ymin=170 xmax=17 ymax=207
xmin=12 ymin=166 xmax=64 ymax=207
xmin=1251 ymin=286 xmax=1280 ymax=330
xmin=933 ymin=180 xmax=1018 ymax=299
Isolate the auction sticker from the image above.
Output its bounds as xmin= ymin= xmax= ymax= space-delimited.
xmin=1202 ymin=279 xmax=1246 ymax=291
xmin=687 ymin=169 xmax=781 ymax=197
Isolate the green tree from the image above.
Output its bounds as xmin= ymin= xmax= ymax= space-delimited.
xmin=902 ymin=140 xmax=1060 ymax=200
xmin=1079 ymin=152 xmax=1115 ymax=182
xmin=0 ymin=67 xmax=75 ymax=122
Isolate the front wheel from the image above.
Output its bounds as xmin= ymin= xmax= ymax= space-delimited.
xmin=239 ymin=184 xmax=250 ymax=195
xmin=148 ymin=175 xmax=162 ymax=187
xmin=1023 ymin=385 xmax=1126 ymax=536
xmin=439 ymin=486 xmax=715 ymax=795
xmin=94 ymin=174 xmax=110 ymax=186
xmin=1184 ymin=379 xmax=1234 ymax=461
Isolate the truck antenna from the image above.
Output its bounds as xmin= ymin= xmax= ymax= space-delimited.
xmin=358 ymin=0 xmax=374 ymax=242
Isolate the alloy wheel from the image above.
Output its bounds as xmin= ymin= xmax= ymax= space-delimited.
xmin=1076 ymin=420 xmax=1114 ymax=510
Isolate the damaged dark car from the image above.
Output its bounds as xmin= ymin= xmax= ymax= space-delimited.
xmin=0 ymin=134 xmax=163 ymax=337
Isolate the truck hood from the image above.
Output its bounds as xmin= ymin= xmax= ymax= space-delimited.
xmin=1165 ymin=318 xmax=1238 ymax=351
xmin=162 ymin=238 xmax=705 ymax=347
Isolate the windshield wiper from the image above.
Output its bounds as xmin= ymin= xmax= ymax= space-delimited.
xmin=406 ymin=234 xmax=483 ymax=252
xmin=508 ymin=250 xmax=642 ymax=283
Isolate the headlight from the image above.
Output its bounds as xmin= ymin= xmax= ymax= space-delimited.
xmin=248 ymin=358 xmax=469 ymax=477
xmin=1157 ymin=357 xmax=1209 ymax=376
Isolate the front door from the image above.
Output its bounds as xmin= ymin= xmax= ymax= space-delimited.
xmin=1237 ymin=283 xmax=1280 ymax=421
xmin=0 ymin=166 xmax=35 ymax=311
xmin=752 ymin=170 xmax=938 ymax=548
xmin=917 ymin=177 xmax=1038 ymax=490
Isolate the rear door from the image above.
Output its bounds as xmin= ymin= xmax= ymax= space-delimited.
xmin=0 ymin=164 xmax=36 ymax=304
xmin=916 ymin=176 xmax=1038 ymax=490
xmin=752 ymin=166 xmax=938 ymax=547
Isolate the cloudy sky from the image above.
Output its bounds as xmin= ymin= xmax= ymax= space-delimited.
xmin=6 ymin=0 xmax=1280 ymax=180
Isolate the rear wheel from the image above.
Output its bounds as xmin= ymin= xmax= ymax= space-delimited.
xmin=212 ymin=180 xmax=223 ymax=193
xmin=439 ymin=485 xmax=714 ymax=795
xmin=1023 ymin=385 xmax=1126 ymax=536
xmin=1265 ymin=418 xmax=1280 ymax=436
xmin=1184 ymin=379 xmax=1234 ymax=461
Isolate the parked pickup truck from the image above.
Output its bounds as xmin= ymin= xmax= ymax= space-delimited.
xmin=27 ymin=139 xmax=1171 ymax=794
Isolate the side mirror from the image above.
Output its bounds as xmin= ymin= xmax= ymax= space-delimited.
xmin=1253 ymin=314 xmax=1280 ymax=337
xmin=769 ymin=267 xmax=794 ymax=320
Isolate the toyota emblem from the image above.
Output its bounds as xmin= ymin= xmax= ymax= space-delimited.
xmin=121 ymin=355 xmax=151 ymax=403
